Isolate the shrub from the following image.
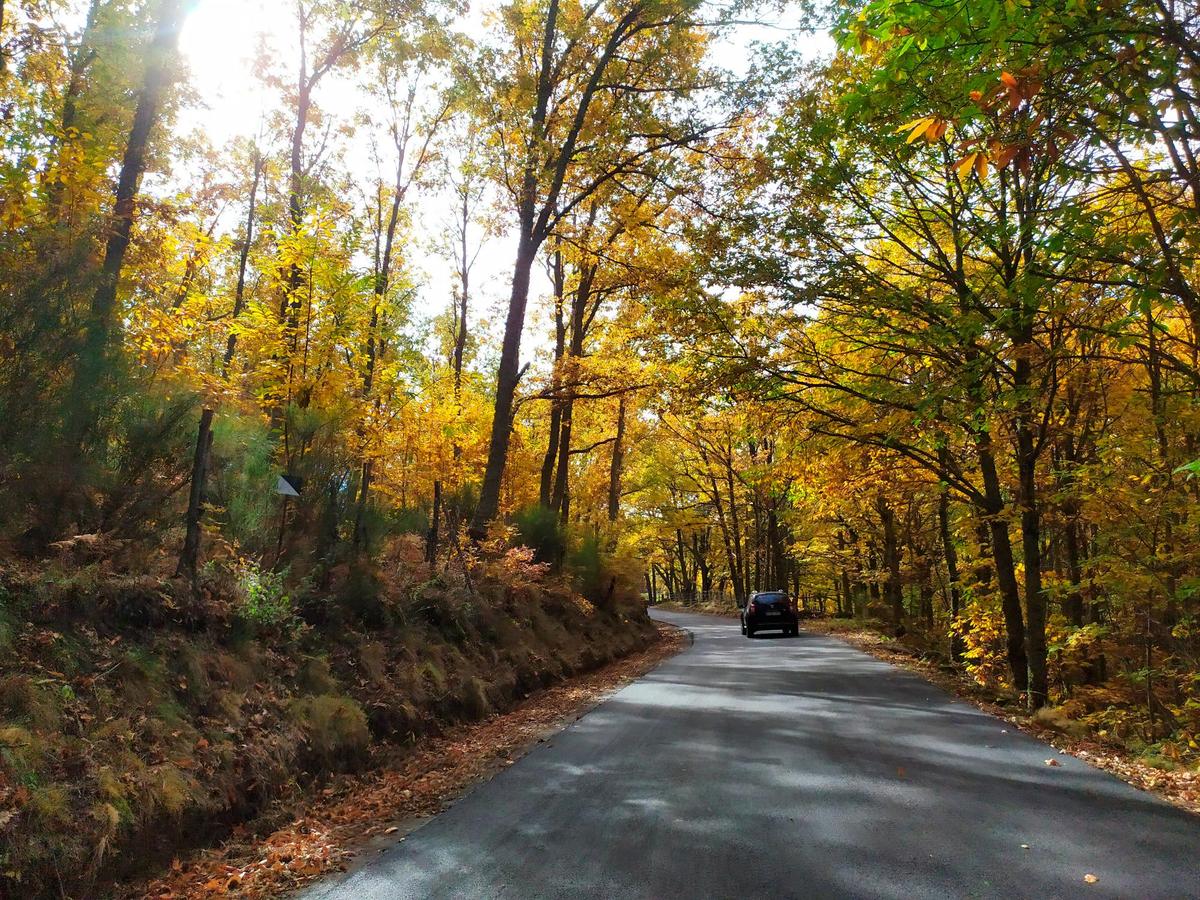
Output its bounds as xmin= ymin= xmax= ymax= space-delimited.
xmin=513 ymin=505 xmax=565 ymax=565
xmin=951 ymin=603 xmax=1012 ymax=690
xmin=235 ymin=561 xmax=295 ymax=629
xmin=567 ymin=534 xmax=605 ymax=603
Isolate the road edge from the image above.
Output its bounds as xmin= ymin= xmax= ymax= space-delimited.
xmin=805 ymin=620 xmax=1200 ymax=818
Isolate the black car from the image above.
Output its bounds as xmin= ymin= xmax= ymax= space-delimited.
xmin=740 ymin=591 xmax=799 ymax=638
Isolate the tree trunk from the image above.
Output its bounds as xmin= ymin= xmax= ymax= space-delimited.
xmin=607 ymin=397 xmax=625 ymax=522
xmin=550 ymin=264 xmax=589 ymax=520
xmin=452 ymin=187 xmax=470 ymax=399
xmin=471 ymin=229 xmax=537 ymax=536
xmin=877 ymin=494 xmax=904 ymax=623
xmin=66 ymin=0 xmax=187 ymax=451
xmin=1015 ymin=367 xmax=1048 ymax=708
xmin=938 ymin=485 xmax=964 ymax=659
xmin=539 ymin=252 xmax=566 ymax=505
xmin=426 ymin=479 xmax=442 ymax=565
xmin=176 ymin=407 xmax=213 ymax=580
xmin=976 ymin=434 xmax=1029 ymax=693
xmin=470 ymin=0 xmax=560 ymax=537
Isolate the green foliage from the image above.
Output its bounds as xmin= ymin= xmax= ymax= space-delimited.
xmin=514 ymin=505 xmax=565 ymax=565
xmin=567 ymin=533 xmax=605 ymax=602
xmin=236 ymin=561 xmax=296 ymax=630
xmin=211 ymin=413 xmax=278 ymax=552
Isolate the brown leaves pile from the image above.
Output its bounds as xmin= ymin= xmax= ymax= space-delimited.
xmin=131 ymin=623 xmax=686 ymax=899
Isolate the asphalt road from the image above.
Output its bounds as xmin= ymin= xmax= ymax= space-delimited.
xmin=304 ymin=609 xmax=1200 ymax=899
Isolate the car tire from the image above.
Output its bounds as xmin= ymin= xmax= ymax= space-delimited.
xmin=746 ymin=625 xmax=756 ymax=638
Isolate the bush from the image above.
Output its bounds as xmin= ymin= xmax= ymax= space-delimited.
xmin=513 ymin=505 xmax=565 ymax=565
xmin=209 ymin=413 xmax=277 ymax=554
xmin=235 ymin=561 xmax=296 ymax=630
xmin=567 ymin=534 xmax=605 ymax=603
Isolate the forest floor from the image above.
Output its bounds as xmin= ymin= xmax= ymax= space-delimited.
xmin=654 ymin=603 xmax=1200 ymax=817
xmin=126 ymin=622 xmax=688 ymax=899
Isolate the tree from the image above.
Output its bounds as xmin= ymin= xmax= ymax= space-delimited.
xmin=465 ymin=0 xmax=724 ymax=536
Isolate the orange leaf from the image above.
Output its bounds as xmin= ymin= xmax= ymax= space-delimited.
xmin=1000 ymin=71 xmax=1018 ymax=88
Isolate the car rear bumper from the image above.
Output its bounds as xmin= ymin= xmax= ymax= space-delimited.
xmin=747 ymin=615 xmax=797 ymax=630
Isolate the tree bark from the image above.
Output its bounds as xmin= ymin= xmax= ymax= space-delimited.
xmin=540 ymin=252 xmax=566 ymax=506
xmin=1015 ymin=363 xmax=1048 ymax=708
xmin=426 ymin=479 xmax=442 ymax=565
xmin=473 ymin=230 xmax=538 ymax=536
xmin=607 ymin=397 xmax=625 ymax=522
xmin=66 ymin=0 xmax=187 ymax=451
xmin=876 ymin=493 xmax=904 ymax=623
xmin=975 ymin=433 xmax=1029 ymax=693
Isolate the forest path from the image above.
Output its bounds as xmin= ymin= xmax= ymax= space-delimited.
xmin=303 ymin=608 xmax=1200 ymax=899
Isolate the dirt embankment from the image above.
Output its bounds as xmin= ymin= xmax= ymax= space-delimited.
xmin=0 ymin=540 xmax=658 ymax=898
xmin=133 ymin=622 xmax=686 ymax=899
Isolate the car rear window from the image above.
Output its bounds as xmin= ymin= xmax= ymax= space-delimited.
xmin=755 ymin=593 xmax=787 ymax=603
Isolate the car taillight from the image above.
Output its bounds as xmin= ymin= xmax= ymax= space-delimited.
xmin=749 ymin=601 xmax=757 ymax=613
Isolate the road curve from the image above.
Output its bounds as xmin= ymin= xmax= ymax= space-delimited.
xmin=303 ymin=608 xmax=1200 ymax=899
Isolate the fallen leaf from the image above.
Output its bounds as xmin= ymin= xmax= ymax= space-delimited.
xmin=1084 ymin=874 xmax=1099 ymax=884
xmin=384 ymin=826 xmax=399 ymax=835
xmin=1045 ymin=759 xmax=1060 ymax=767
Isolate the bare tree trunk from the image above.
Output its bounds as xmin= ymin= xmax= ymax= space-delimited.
xmin=540 ymin=252 xmax=566 ymax=506
xmin=876 ymin=494 xmax=904 ymax=623
xmin=938 ymin=485 xmax=964 ymax=659
xmin=470 ymin=0 xmax=561 ymax=538
xmin=176 ymin=407 xmax=213 ymax=578
xmin=550 ymin=265 xmax=591 ymax=520
xmin=472 ymin=229 xmax=536 ymax=536
xmin=426 ymin=479 xmax=442 ymax=565
xmin=976 ymin=434 xmax=1029 ymax=693
xmin=452 ymin=184 xmax=471 ymax=400
xmin=607 ymin=397 xmax=625 ymax=522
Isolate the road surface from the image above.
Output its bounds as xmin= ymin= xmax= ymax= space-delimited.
xmin=304 ymin=609 xmax=1200 ymax=899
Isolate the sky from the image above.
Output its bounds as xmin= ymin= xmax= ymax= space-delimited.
xmin=175 ymin=0 xmax=832 ymax=355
